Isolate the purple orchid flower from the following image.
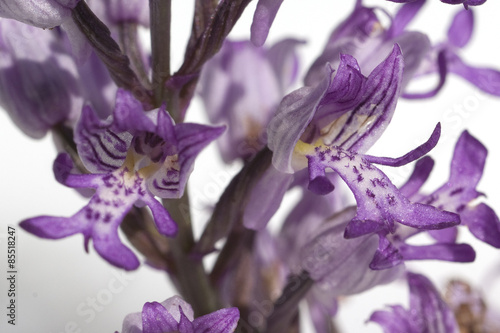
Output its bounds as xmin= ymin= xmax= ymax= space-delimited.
xmin=119 ymin=296 xmax=240 ymax=333
xmin=370 ymin=272 xmax=459 ymax=333
xmin=0 ymin=19 xmax=82 ymax=138
xmin=268 ymin=45 xmax=459 ymax=237
xmin=305 ymin=0 xmax=431 ymax=89
xmin=401 ymin=2 xmax=500 ymax=98
xmin=370 ymin=130 xmax=500 ymax=270
xmin=20 ymin=89 xmax=225 ymax=270
xmin=199 ymin=39 xmax=302 ymax=163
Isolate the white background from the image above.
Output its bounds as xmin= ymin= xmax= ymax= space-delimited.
xmin=2 ymin=0 xmax=500 ymax=332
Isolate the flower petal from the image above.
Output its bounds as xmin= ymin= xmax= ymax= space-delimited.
xmin=250 ymin=0 xmax=284 ymax=47
xmin=407 ymin=272 xmax=459 ymax=333
xmin=75 ymin=105 xmax=132 ymax=173
xmin=193 ymin=307 xmax=240 ymax=333
xmin=305 ymin=146 xmax=460 ymax=238
xmin=142 ymin=302 xmax=179 ymax=333
xmin=447 ymin=8 xmax=474 ymax=48
xmin=147 ymin=123 xmax=225 ymax=198
xmin=399 ymin=156 xmax=434 ymax=198
xmin=461 ymin=203 xmax=500 ymax=248
xmin=447 ymin=51 xmax=500 ymax=96
xmin=369 ymin=305 xmax=413 ymax=333
xmin=243 ymin=166 xmax=293 ymax=230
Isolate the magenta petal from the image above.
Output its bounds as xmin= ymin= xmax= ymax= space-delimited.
xmin=461 ymin=203 xmax=500 ymax=248
xmin=250 ymin=0 xmax=284 ymax=47
xmin=142 ymin=302 xmax=179 ymax=333
xmin=193 ymin=307 xmax=240 ymax=333
xmin=447 ymin=9 xmax=474 ymax=48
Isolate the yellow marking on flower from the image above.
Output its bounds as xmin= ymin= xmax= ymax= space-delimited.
xmin=138 ymin=154 xmax=179 ymax=178
xmin=292 ymin=139 xmax=328 ymax=171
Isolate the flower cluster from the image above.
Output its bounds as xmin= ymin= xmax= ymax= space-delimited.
xmin=3 ymin=0 xmax=500 ymax=332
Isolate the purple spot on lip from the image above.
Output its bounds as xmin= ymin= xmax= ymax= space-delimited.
xmin=450 ymin=187 xmax=464 ymax=196
xmin=386 ymin=194 xmax=396 ymax=206
xmin=353 ymin=166 xmax=359 ymax=174
xmin=103 ymin=213 xmax=112 ymax=223
xmin=456 ymin=204 xmax=466 ymax=213
xmin=366 ymin=188 xmax=375 ymax=198
xmin=357 ymin=174 xmax=364 ymax=182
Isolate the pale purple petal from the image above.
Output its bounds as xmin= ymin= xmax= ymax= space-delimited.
xmin=0 ymin=0 xmax=78 ymax=29
xmin=113 ymin=89 xmax=156 ymax=133
xmin=371 ymin=272 xmax=458 ymax=333
xmin=301 ymin=220 xmax=404 ymax=296
xmin=266 ymin=38 xmax=305 ymax=91
xmin=243 ymin=166 xmax=293 ymax=230
xmin=75 ymin=105 xmax=132 ymax=173
xmin=370 ymin=305 xmax=413 ymax=333
xmin=447 ymin=9 xmax=474 ymax=48
xmin=199 ymin=40 xmax=284 ymax=162
xmin=193 ymin=307 xmax=240 ymax=333
xmin=250 ymin=0 xmax=284 ymax=47
xmin=267 ymin=77 xmax=331 ymax=173
xmin=447 ymin=51 xmax=500 ymax=96
xmin=407 ymin=272 xmax=459 ymax=333
xmin=387 ymin=0 xmax=425 ymax=38
xmin=403 ymin=50 xmax=447 ymax=99
xmin=159 ymin=296 xmax=194 ymax=323
xmin=461 ymin=203 xmax=500 ymax=248
xmin=142 ymin=302 xmax=179 ymax=333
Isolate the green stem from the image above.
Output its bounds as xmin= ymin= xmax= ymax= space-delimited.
xmin=163 ymin=191 xmax=221 ymax=316
xmin=149 ymin=0 xmax=171 ymax=107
